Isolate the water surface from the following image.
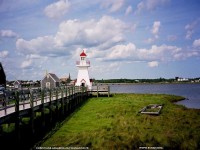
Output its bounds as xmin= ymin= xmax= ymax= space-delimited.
xmin=110 ymin=83 xmax=200 ymax=109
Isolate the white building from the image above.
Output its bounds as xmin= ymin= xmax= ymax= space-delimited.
xmin=75 ymin=50 xmax=92 ymax=90
xmin=177 ymin=77 xmax=189 ymax=82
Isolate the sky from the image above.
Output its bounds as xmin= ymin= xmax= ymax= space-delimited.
xmin=0 ymin=0 xmax=200 ymax=81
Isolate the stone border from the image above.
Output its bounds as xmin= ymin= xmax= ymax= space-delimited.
xmin=139 ymin=104 xmax=163 ymax=115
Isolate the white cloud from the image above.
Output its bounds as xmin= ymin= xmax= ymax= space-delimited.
xmin=101 ymin=0 xmax=124 ymax=12
xmin=20 ymin=59 xmax=32 ymax=69
xmin=55 ymin=15 xmax=126 ymax=47
xmin=185 ymin=18 xmax=200 ymax=40
xmin=101 ymin=43 xmax=183 ymax=65
xmin=185 ymin=31 xmax=193 ymax=40
xmin=145 ymin=38 xmax=155 ymax=44
xmin=167 ymin=35 xmax=177 ymax=41
xmin=0 ymin=29 xmax=18 ymax=38
xmin=145 ymin=21 xmax=161 ymax=44
xmin=125 ymin=6 xmax=132 ymax=16
xmin=44 ymin=0 xmax=70 ymax=19
xmin=105 ymin=43 xmax=136 ymax=60
xmin=90 ymin=62 xmax=121 ymax=77
xmin=101 ymin=43 xmax=186 ymax=66
xmin=151 ymin=21 xmax=161 ymax=35
xmin=193 ymin=39 xmax=200 ymax=47
xmin=136 ymin=0 xmax=170 ymax=14
xmin=16 ymin=16 xmax=127 ymax=58
xmin=26 ymin=54 xmax=47 ymax=59
xmin=148 ymin=61 xmax=159 ymax=67
xmin=138 ymin=45 xmax=181 ymax=61
xmin=0 ymin=50 xmax=9 ymax=58
xmin=173 ymin=51 xmax=199 ymax=60
xmin=16 ymin=36 xmax=56 ymax=55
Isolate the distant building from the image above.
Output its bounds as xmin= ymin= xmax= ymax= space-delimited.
xmin=60 ymin=73 xmax=71 ymax=85
xmin=70 ymin=80 xmax=76 ymax=86
xmin=13 ymin=80 xmax=22 ymax=89
xmin=177 ymin=77 xmax=189 ymax=82
xmin=41 ymin=73 xmax=60 ymax=89
xmin=0 ymin=62 xmax=6 ymax=87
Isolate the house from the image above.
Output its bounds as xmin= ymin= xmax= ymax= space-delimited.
xmin=13 ymin=80 xmax=22 ymax=89
xmin=41 ymin=73 xmax=60 ymax=89
xmin=0 ymin=62 xmax=6 ymax=88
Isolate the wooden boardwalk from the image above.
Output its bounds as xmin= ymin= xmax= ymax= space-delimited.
xmin=0 ymin=86 xmax=88 ymax=124
xmin=0 ymin=85 xmax=110 ymax=149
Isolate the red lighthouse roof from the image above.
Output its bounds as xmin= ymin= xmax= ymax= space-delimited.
xmin=80 ymin=50 xmax=87 ymax=57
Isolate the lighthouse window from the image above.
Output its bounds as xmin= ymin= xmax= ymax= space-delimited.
xmin=81 ymin=57 xmax=85 ymax=60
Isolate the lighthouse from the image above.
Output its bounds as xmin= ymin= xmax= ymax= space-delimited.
xmin=75 ymin=50 xmax=92 ymax=90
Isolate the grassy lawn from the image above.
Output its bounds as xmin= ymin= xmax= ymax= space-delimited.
xmin=41 ymin=94 xmax=200 ymax=149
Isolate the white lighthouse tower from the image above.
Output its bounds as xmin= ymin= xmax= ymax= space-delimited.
xmin=75 ymin=50 xmax=92 ymax=90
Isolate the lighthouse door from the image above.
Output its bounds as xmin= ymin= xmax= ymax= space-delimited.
xmin=80 ymin=79 xmax=86 ymax=87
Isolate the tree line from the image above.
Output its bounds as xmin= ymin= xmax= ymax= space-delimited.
xmin=93 ymin=77 xmax=200 ymax=84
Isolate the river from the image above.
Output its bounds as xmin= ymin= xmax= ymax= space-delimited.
xmin=110 ymin=83 xmax=200 ymax=109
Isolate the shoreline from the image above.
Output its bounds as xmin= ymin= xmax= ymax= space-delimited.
xmin=95 ymin=82 xmax=200 ymax=85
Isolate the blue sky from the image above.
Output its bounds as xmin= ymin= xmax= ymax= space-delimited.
xmin=0 ymin=0 xmax=200 ymax=80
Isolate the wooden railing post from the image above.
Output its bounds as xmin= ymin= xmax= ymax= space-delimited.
xmin=108 ymin=86 xmax=110 ymax=97
xmin=49 ymin=89 xmax=53 ymax=124
xmin=30 ymin=89 xmax=35 ymax=136
xmin=70 ymin=87 xmax=72 ymax=110
xmin=97 ymin=86 xmax=99 ymax=98
xmin=65 ymin=87 xmax=68 ymax=113
xmin=14 ymin=90 xmax=21 ymax=146
xmin=55 ymin=88 xmax=59 ymax=121
xmin=23 ymin=90 xmax=25 ymax=109
xmin=41 ymin=89 xmax=45 ymax=129
xmin=4 ymin=93 xmax=8 ymax=115
xmin=81 ymin=86 xmax=84 ymax=101
xmin=72 ymin=86 xmax=75 ymax=108
xmin=76 ymin=86 xmax=79 ymax=105
xmin=69 ymin=87 xmax=72 ymax=112
xmin=61 ymin=87 xmax=64 ymax=117
xmin=77 ymin=86 xmax=80 ymax=104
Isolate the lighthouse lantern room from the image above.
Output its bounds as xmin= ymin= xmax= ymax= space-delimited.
xmin=75 ymin=50 xmax=92 ymax=90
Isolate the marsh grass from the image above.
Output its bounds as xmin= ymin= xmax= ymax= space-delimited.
xmin=41 ymin=94 xmax=200 ymax=149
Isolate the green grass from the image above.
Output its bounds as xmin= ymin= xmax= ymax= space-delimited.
xmin=41 ymin=94 xmax=200 ymax=149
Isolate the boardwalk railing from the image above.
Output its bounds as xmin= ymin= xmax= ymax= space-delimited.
xmin=0 ymin=86 xmax=88 ymax=124
xmin=89 ymin=85 xmax=110 ymax=97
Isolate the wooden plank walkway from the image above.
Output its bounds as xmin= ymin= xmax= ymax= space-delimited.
xmin=0 ymin=86 xmax=87 ymax=123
